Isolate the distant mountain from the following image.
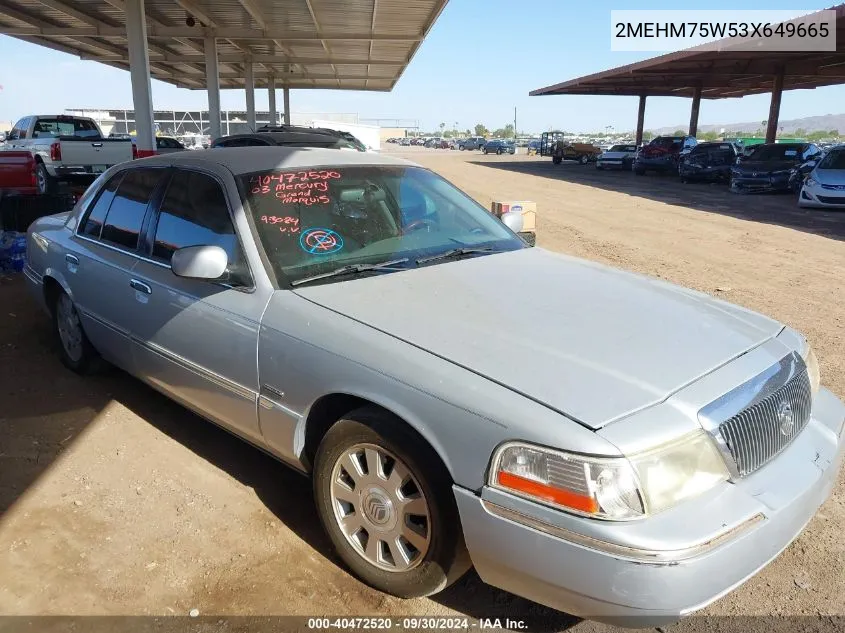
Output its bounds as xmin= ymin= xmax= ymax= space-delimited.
xmin=650 ymin=113 xmax=845 ymax=136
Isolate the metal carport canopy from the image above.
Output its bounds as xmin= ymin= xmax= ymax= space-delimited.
xmin=529 ymin=4 xmax=845 ymax=142
xmin=0 ymin=0 xmax=448 ymax=151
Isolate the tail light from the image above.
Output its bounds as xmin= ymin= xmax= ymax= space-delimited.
xmin=49 ymin=142 xmax=61 ymax=161
xmin=132 ymin=143 xmax=138 ymax=159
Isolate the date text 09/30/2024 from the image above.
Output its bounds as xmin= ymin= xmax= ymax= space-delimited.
xmin=306 ymin=618 xmax=528 ymax=630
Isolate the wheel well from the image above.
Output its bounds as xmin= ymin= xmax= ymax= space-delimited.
xmin=301 ymin=394 xmax=446 ymax=478
xmin=33 ymin=155 xmax=44 ymax=164
xmin=43 ymin=276 xmax=62 ymax=316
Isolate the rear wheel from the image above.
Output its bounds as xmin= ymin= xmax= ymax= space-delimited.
xmin=496 ymin=148 xmax=502 ymax=155
xmin=579 ymin=154 xmax=589 ymax=165
xmin=35 ymin=162 xmax=57 ymax=194
xmin=552 ymin=155 xmax=562 ymax=165
xmin=314 ymin=410 xmax=470 ymax=598
xmin=53 ymin=290 xmax=102 ymax=374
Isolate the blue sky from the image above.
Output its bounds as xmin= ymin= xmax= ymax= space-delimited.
xmin=1 ymin=0 xmax=841 ymax=134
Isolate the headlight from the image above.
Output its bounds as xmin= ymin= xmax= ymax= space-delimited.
xmin=805 ymin=177 xmax=817 ymax=187
xmin=489 ymin=432 xmax=729 ymax=521
xmin=801 ymin=342 xmax=821 ymax=396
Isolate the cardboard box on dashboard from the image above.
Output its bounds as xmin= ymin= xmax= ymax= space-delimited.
xmin=490 ymin=200 xmax=536 ymax=233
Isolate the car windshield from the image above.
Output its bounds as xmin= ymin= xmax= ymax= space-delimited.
xmin=239 ymin=165 xmax=525 ymax=286
xmin=818 ymin=149 xmax=845 ymax=169
xmin=609 ymin=145 xmax=632 ymax=152
xmin=746 ymin=144 xmax=803 ymax=161
xmin=651 ymin=137 xmax=683 ymax=149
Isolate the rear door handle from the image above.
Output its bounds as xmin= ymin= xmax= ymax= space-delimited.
xmin=65 ymin=253 xmax=79 ymax=273
xmin=129 ymin=279 xmax=152 ymax=295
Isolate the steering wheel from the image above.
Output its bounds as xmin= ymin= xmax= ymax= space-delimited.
xmin=403 ymin=218 xmax=437 ymax=233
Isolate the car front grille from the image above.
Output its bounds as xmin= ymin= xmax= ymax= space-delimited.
xmin=718 ymin=369 xmax=812 ymax=477
xmin=815 ymin=195 xmax=845 ymax=205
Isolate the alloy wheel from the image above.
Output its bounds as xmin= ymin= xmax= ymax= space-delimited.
xmin=56 ymin=294 xmax=83 ymax=362
xmin=329 ymin=443 xmax=431 ymax=572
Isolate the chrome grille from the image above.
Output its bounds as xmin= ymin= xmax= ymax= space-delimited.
xmin=718 ymin=369 xmax=812 ymax=477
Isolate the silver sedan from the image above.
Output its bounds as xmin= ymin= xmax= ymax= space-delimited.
xmin=24 ymin=147 xmax=845 ymax=626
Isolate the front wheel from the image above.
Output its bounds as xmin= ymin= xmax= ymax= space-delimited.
xmin=314 ymin=410 xmax=471 ymax=598
xmin=579 ymin=154 xmax=589 ymax=165
xmin=482 ymin=148 xmax=488 ymax=155
xmin=496 ymin=148 xmax=502 ymax=155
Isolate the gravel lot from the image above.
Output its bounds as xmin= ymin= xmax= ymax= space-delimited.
xmin=1 ymin=146 xmax=843 ymax=631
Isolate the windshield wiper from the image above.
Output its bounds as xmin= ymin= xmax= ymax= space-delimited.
xmin=416 ymin=247 xmax=495 ymax=266
xmin=290 ymin=258 xmax=409 ymax=287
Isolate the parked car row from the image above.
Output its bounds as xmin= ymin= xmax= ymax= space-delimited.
xmin=592 ymin=134 xmax=841 ymax=209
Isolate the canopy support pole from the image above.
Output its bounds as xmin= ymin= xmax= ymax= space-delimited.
xmin=283 ymin=88 xmax=291 ymax=125
xmin=635 ymin=95 xmax=647 ymax=146
xmin=126 ymin=0 xmax=155 ymax=154
xmin=245 ymin=59 xmax=256 ymax=130
xmin=204 ymin=36 xmax=221 ymax=140
xmin=765 ymin=71 xmax=784 ymax=143
xmin=268 ymin=76 xmax=277 ymax=126
xmin=688 ymin=86 xmax=702 ymax=137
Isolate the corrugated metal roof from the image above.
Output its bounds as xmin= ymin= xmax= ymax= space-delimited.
xmin=0 ymin=0 xmax=448 ymax=90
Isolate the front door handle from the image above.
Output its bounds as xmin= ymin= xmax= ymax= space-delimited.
xmin=129 ymin=279 xmax=152 ymax=295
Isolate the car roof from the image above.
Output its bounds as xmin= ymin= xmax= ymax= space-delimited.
xmin=212 ymin=130 xmax=350 ymax=143
xmin=131 ymin=145 xmax=419 ymax=174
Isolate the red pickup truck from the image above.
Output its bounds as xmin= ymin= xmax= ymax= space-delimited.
xmin=0 ymin=151 xmax=38 ymax=196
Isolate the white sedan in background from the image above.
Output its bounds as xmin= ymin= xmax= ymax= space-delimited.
xmin=799 ymin=145 xmax=845 ymax=208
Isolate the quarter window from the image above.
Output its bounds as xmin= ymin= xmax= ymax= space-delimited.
xmin=80 ymin=172 xmax=124 ymax=238
xmin=101 ymin=169 xmax=165 ymax=250
xmin=153 ymin=170 xmax=250 ymax=286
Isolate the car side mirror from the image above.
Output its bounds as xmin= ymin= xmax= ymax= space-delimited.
xmin=171 ymin=245 xmax=228 ymax=280
xmin=501 ymin=211 xmax=524 ymax=234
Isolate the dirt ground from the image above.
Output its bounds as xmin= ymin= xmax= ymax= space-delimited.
xmin=1 ymin=146 xmax=844 ymax=632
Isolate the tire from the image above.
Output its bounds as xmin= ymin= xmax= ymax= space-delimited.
xmin=552 ymin=155 xmax=562 ymax=165
xmin=52 ymin=289 xmax=103 ymax=374
xmin=35 ymin=162 xmax=57 ymax=195
xmin=313 ymin=409 xmax=471 ymax=599
xmin=579 ymin=154 xmax=589 ymax=165
xmin=482 ymin=149 xmax=488 ymax=155
xmin=496 ymin=148 xmax=502 ymax=155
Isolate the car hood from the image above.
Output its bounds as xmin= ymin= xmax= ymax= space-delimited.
xmin=293 ymin=249 xmax=782 ymax=429
xmin=735 ymin=160 xmax=796 ymax=174
xmin=814 ymin=168 xmax=845 ymax=185
xmin=601 ymin=151 xmax=631 ymax=159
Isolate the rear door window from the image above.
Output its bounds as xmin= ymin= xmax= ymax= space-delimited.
xmin=79 ymin=172 xmax=125 ymax=238
xmin=101 ymin=169 xmax=167 ymax=250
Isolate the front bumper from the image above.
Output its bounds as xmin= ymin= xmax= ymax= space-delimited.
xmin=730 ymin=174 xmax=791 ymax=193
xmin=798 ymin=185 xmax=845 ymax=208
xmin=679 ymin=166 xmax=730 ymax=182
xmin=455 ymin=387 xmax=845 ymax=627
xmin=633 ymin=158 xmax=676 ymax=173
xmin=597 ymin=158 xmax=631 ymax=170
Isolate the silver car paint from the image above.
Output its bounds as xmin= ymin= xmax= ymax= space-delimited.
xmin=24 ymin=147 xmax=845 ymax=625
xmin=296 ymin=248 xmax=781 ymax=428
xmin=799 ymin=154 xmax=845 ymax=207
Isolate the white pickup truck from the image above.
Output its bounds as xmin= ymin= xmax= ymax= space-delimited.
xmin=1 ymin=115 xmax=134 ymax=194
